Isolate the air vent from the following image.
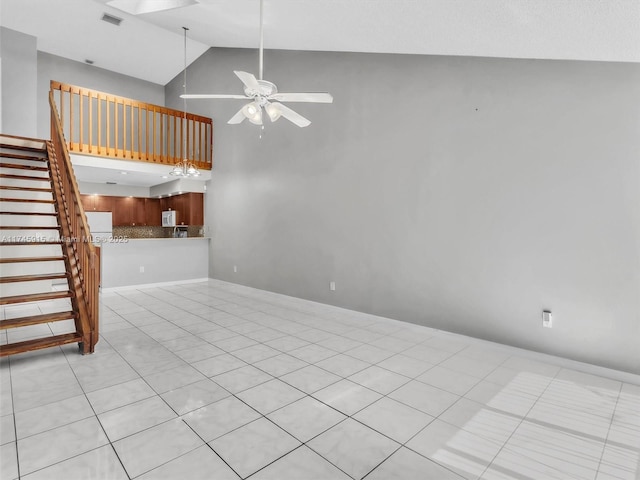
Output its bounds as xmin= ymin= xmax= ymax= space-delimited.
xmin=106 ymin=181 xmax=117 ymax=185
xmin=101 ymin=13 xmax=123 ymax=26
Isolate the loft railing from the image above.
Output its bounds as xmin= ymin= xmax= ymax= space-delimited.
xmin=50 ymin=80 xmax=213 ymax=170
xmin=49 ymin=90 xmax=100 ymax=354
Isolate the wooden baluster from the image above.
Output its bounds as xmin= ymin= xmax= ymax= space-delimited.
xmin=160 ymin=111 xmax=165 ymax=163
xmin=123 ymin=101 xmax=128 ymax=159
xmin=106 ymin=97 xmax=110 ymax=156
xmin=208 ymin=123 xmax=212 ymax=165
xmin=69 ymin=88 xmax=74 ymax=149
xmin=198 ymin=120 xmax=202 ymax=164
xmin=88 ymin=92 xmax=93 ymax=153
xmin=166 ymin=112 xmax=170 ymax=163
xmin=60 ymin=89 xmax=65 ymax=141
xmin=191 ymin=117 xmax=195 ymax=162
xmin=130 ymin=101 xmax=134 ymax=159
xmin=138 ymin=105 xmax=142 ymax=160
xmin=97 ymin=94 xmax=102 ymax=155
xmin=173 ymin=115 xmax=177 ymax=161
xmin=114 ymin=98 xmax=119 ymax=157
xmin=145 ymin=108 xmax=149 ymax=162
xmin=152 ymin=107 xmax=157 ymax=161
xmin=79 ymin=90 xmax=84 ymax=152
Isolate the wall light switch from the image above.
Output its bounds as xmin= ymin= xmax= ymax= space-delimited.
xmin=139 ymin=266 xmax=145 ymax=273
xmin=233 ymin=265 xmax=237 ymax=273
xmin=542 ymin=310 xmax=552 ymax=328
xmin=330 ymin=281 xmax=336 ymax=291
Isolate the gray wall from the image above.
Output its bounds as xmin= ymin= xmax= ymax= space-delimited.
xmin=167 ymin=49 xmax=640 ymax=374
xmin=1 ymin=27 xmax=37 ymax=137
xmin=37 ymin=52 xmax=164 ymax=139
xmin=101 ymin=239 xmax=209 ymax=289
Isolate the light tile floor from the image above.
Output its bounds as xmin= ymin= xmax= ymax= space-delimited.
xmin=1 ymin=279 xmax=639 ymax=479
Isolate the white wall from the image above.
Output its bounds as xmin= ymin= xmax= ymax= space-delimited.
xmin=78 ymin=181 xmax=150 ymax=198
xmin=100 ymin=238 xmax=209 ymax=288
xmin=1 ymin=27 xmax=37 ymax=137
xmin=37 ymin=51 xmax=164 ymax=139
xmin=166 ymin=48 xmax=640 ymax=374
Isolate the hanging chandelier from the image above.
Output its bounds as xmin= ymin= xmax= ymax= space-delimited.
xmin=170 ymin=26 xmax=200 ymax=178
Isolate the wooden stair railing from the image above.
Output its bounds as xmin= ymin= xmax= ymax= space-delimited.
xmin=0 ymin=129 xmax=100 ymax=356
xmin=50 ymin=80 xmax=213 ymax=170
xmin=49 ymin=90 xmax=100 ymax=354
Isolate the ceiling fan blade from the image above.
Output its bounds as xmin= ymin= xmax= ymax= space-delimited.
xmin=228 ymin=107 xmax=247 ymax=124
xmin=272 ymin=103 xmax=311 ymax=128
xmin=106 ymin=0 xmax=198 ymax=15
xmin=180 ymin=93 xmax=247 ymax=100
xmin=181 ymin=94 xmax=248 ymax=99
xmin=269 ymin=92 xmax=333 ymax=104
xmin=234 ymin=71 xmax=261 ymax=93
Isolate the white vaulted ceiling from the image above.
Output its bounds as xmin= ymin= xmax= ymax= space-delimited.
xmin=1 ymin=0 xmax=639 ymax=85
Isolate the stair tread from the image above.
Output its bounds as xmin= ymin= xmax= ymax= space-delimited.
xmin=0 ymin=290 xmax=73 ymax=305
xmin=0 ymin=211 xmax=57 ymax=216
xmin=0 ymin=241 xmax=62 ymax=246
xmin=0 ymin=332 xmax=82 ymax=357
xmin=0 ymin=152 xmax=47 ymax=161
xmin=0 ymin=198 xmax=56 ymax=204
xmin=0 ymin=186 xmax=52 ymax=192
xmin=0 ymin=138 xmax=47 ymax=151
xmin=0 ymin=311 xmax=77 ymax=330
xmin=0 ymin=256 xmax=66 ymax=264
xmin=0 ymin=272 xmax=69 ymax=283
xmin=0 ymin=173 xmax=50 ymax=181
xmin=0 ymin=163 xmax=48 ymax=172
xmin=0 ymin=225 xmax=60 ymax=229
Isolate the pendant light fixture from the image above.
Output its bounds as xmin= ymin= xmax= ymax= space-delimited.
xmin=170 ymin=26 xmax=201 ymax=177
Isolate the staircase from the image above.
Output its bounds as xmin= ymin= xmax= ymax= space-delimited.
xmin=0 ymin=130 xmax=100 ymax=357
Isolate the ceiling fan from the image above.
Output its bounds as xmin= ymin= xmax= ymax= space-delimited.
xmin=181 ymin=0 xmax=333 ymax=128
xmin=106 ymin=0 xmax=201 ymax=15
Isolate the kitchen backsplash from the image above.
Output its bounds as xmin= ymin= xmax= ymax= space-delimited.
xmin=112 ymin=226 xmax=204 ymax=239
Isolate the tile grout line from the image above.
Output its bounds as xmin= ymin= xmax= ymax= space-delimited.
xmin=593 ymin=381 xmax=624 ymax=479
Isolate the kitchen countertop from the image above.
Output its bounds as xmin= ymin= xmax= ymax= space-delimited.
xmin=121 ymin=237 xmax=211 ymax=240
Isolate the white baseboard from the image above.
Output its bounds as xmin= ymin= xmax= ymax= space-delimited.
xmin=101 ymin=278 xmax=209 ymax=292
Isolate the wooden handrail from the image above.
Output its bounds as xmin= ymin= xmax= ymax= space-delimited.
xmin=50 ymin=80 xmax=213 ymax=170
xmin=49 ymin=90 xmax=100 ymax=354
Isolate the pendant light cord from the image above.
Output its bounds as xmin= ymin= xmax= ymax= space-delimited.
xmin=183 ymin=26 xmax=189 ymax=162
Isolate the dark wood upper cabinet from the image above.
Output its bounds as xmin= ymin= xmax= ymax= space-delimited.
xmin=131 ymin=198 xmax=146 ymax=226
xmin=80 ymin=194 xmax=114 ymax=213
xmin=81 ymin=193 xmax=204 ymax=227
xmin=188 ymin=193 xmax=204 ymax=225
xmin=80 ymin=194 xmax=95 ymax=212
xmin=95 ymin=195 xmax=114 ymax=212
xmin=145 ymin=198 xmax=162 ymax=226
xmin=111 ymin=196 xmax=132 ymax=226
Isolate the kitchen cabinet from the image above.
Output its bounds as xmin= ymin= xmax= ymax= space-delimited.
xmin=80 ymin=194 xmax=113 ymax=212
xmin=145 ymin=198 xmax=162 ymax=226
xmin=131 ymin=198 xmax=146 ymax=226
xmin=159 ymin=193 xmax=204 ymax=225
xmin=81 ymin=193 xmax=203 ymax=227
xmin=80 ymin=194 xmax=94 ymax=212
xmin=112 ymin=196 xmax=132 ymax=226
xmin=95 ymin=196 xmax=114 ymax=212
xmin=187 ymin=193 xmax=204 ymax=225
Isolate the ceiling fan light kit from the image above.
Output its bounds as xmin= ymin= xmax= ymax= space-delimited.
xmin=181 ymin=0 xmax=333 ymax=128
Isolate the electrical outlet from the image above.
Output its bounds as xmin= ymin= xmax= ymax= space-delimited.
xmin=233 ymin=265 xmax=237 ymax=273
xmin=330 ymin=281 xmax=336 ymax=291
xmin=139 ymin=266 xmax=145 ymax=273
xmin=542 ymin=310 xmax=552 ymax=328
